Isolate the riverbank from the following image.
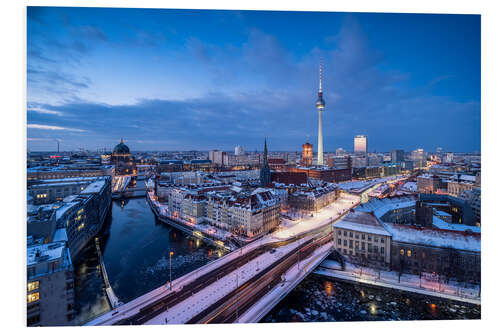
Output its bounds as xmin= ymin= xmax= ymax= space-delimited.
xmin=261 ymin=275 xmax=480 ymax=323
xmin=73 ymin=198 xmax=224 ymax=325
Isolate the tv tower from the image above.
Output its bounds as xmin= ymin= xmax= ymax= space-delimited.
xmin=315 ymin=59 xmax=325 ymax=165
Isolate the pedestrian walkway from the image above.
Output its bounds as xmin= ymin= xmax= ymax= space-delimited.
xmin=315 ymin=260 xmax=480 ymax=305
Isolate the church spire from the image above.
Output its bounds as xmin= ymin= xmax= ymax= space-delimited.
xmin=260 ymin=137 xmax=271 ymax=187
xmin=263 ymin=137 xmax=268 ymax=165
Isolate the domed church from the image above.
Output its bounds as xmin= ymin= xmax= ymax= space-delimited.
xmin=111 ymin=138 xmax=136 ymax=175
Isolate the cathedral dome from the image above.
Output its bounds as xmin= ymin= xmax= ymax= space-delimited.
xmin=113 ymin=138 xmax=130 ymax=154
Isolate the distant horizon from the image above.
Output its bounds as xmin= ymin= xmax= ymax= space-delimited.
xmin=27 ymin=8 xmax=480 ymax=152
xmin=27 ymin=147 xmax=481 ymax=154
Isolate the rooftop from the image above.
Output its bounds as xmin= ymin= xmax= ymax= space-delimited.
xmin=334 ymin=211 xmax=391 ymax=236
xmin=27 ymin=241 xmax=66 ymax=266
xmin=382 ymin=222 xmax=480 ymax=252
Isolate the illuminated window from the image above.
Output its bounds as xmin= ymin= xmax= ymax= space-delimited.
xmin=400 ymin=249 xmax=404 ymax=255
xmin=27 ymin=281 xmax=39 ymax=292
xmin=407 ymin=250 xmax=412 ymax=257
xmin=27 ymin=292 xmax=39 ymax=303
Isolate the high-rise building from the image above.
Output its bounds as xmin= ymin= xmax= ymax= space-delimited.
xmin=302 ymin=142 xmax=313 ymax=167
xmin=315 ymin=60 xmax=325 ymax=165
xmin=209 ymin=150 xmax=227 ymax=166
xmin=354 ymin=135 xmax=367 ymax=154
xmin=391 ymin=149 xmax=404 ymax=162
xmin=260 ymin=138 xmax=271 ymax=186
xmin=411 ymin=148 xmax=426 ymax=168
xmin=234 ymin=145 xmax=245 ymax=156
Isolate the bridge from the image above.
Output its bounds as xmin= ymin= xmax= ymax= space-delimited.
xmin=85 ymin=193 xmax=360 ymax=325
xmin=112 ymin=175 xmax=147 ymax=199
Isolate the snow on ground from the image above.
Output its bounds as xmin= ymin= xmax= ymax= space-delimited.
xmin=272 ymin=193 xmax=360 ymax=240
xmin=316 ymin=260 xmax=480 ymax=304
xmin=145 ymin=236 xmax=314 ymax=324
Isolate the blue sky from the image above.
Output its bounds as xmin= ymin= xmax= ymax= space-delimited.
xmin=27 ymin=7 xmax=480 ymax=152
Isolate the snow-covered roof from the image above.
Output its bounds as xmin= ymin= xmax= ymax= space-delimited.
xmin=81 ymin=180 xmax=106 ymax=194
xmin=27 ymin=242 xmax=66 ymax=266
xmin=55 ymin=201 xmax=79 ymax=220
xmin=382 ymin=222 xmax=480 ymax=252
xmin=53 ymin=228 xmax=68 ymax=242
xmin=432 ymin=216 xmax=481 ymax=233
xmin=334 ymin=211 xmax=391 ymax=236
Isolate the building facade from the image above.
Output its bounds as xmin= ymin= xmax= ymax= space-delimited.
xmin=302 ymin=142 xmax=313 ymax=167
xmin=354 ymin=135 xmax=367 ymax=154
xmin=27 ymin=241 xmax=75 ymax=326
xmin=334 ymin=211 xmax=392 ymax=269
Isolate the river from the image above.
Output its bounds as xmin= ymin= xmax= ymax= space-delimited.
xmin=72 ymin=198 xmax=224 ymax=325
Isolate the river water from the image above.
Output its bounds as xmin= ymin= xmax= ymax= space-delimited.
xmin=261 ymin=275 xmax=480 ymax=322
xmin=72 ymin=198 xmax=223 ymax=325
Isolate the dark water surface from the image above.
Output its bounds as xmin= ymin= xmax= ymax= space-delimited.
xmin=262 ymin=275 xmax=480 ymax=323
xmin=73 ymin=198 xmax=223 ymax=325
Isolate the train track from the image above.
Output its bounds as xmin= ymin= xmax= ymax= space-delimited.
xmin=188 ymin=235 xmax=332 ymax=324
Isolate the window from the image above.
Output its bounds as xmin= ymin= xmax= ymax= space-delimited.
xmin=344 ymin=240 xmax=347 ymax=246
xmin=374 ymin=245 xmax=378 ymax=253
xmin=355 ymin=241 xmax=359 ymax=250
xmin=361 ymin=234 xmax=366 ymax=240
xmin=362 ymin=242 xmax=365 ymax=250
xmin=368 ymin=244 xmax=372 ymax=253
xmin=374 ymin=236 xmax=378 ymax=242
xmin=381 ymin=247 xmax=385 ymax=254
xmin=368 ymin=236 xmax=372 ymax=241
xmin=27 ymin=281 xmax=39 ymax=292
xmin=349 ymin=232 xmax=353 ymax=238
xmin=338 ymin=230 xmax=341 ymax=235
xmin=381 ymin=238 xmax=385 ymax=244
xmin=349 ymin=240 xmax=353 ymax=249
xmin=344 ymin=231 xmax=347 ymax=236
xmin=338 ymin=238 xmax=341 ymax=245
xmin=27 ymin=292 xmax=39 ymax=304
xmin=407 ymin=250 xmax=412 ymax=257
xmin=355 ymin=233 xmax=359 ymax=239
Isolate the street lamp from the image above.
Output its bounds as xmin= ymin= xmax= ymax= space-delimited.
xmin=169 ymin=251 xmax=174 ymax=290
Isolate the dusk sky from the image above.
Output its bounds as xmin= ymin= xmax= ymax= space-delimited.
xmin=27 ymin=7 xmax=480 ymax=152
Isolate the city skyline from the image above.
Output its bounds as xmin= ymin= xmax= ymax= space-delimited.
xmin=28 ymin=8 xmax=480 ymax=152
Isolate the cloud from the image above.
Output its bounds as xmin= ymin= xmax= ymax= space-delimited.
xmin=26 ymin=13 xmax=480 ymax=152
xmin=27 ymin=124 xmax=86 ymax=132
xmin=27 ymin=106 xmax=64 ymax=116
